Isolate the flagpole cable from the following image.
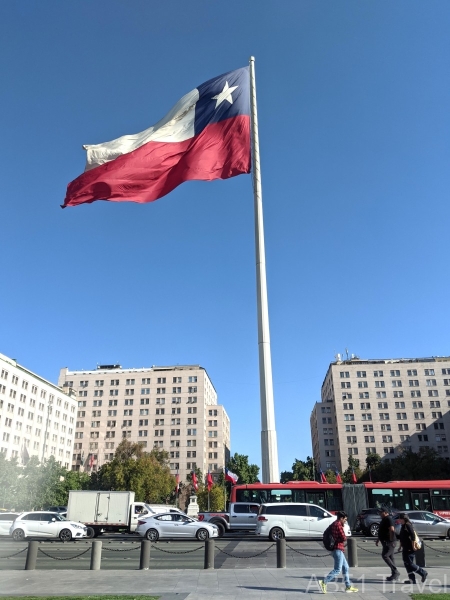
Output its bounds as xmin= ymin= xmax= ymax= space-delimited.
xmin=249 ymin=56 xmax=279 ymax=484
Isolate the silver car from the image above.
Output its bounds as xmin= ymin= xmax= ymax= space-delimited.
xmin=0 ymin=513 xmax=19 ymax=536
xmin=135 ymin=512 xmax=218 ymax=541
xmin=394 ymin=510 xmax=450 ymax=539
xmin=10 ymin=511 xmax=87 ymax=541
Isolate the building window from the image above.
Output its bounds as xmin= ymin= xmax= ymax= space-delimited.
xmin=373 ymin=371 xmax=384 ymax=377
xmin=188 ymin=386 xmax=197 ymax=393
xmin=348 ymin=448 xmax=358 ymax=455
xmin=188 ymin=376 xmax=197 ymax=383
xmin=392 ymin=380 xmax=402 ymax=388
xmin=344 ymin=414 xmax=355 ymax=421
xmin=396 ymin=412 xmax=407 ymax=420
xmin=341 ymin=382 xmax=351 ymax=389
xmin=394 ymin=402 xmax=405 ymax=409
xmin=428 ymin=390 xmax=439 ymax=397
xmin=390 ymin=370 xmax=400 ymax=377
xmin=393 ymin=391 xmax=404 ymax=398
xmin=361 ymin=413 xmax=372 ymax=421
xmin=347 ymin=436 xmax=357 ymax=444
xmin=342 ymin=393 xmax=352 ymax=399
xmin=141 ymin=398 xmax=150 ymax=405
xmin=343 ymin=403 xmax=353 ymax=410
xmin=398 ymin=423 xmax=409 ymax=431
xmin=358 ymin=381 xmax=368 ymax=389
xmin=375 ymin=381 xmax=385 ymax=388
xmin=360 ymin=403 xmax=370 ymax=410
xmin=409 ymin=380 xmax=419 ymax=387
xmin=432 ymin=411 xmax=443 ymax=419
xmin=407 ymin=369 xmax=418 ymax=376
xmin=416 ymin=423 xmax=426 ymax=430
xmin=364 ymin=436 xmax=375 ymax=443
xmin=379 ymin=413 xmax=390 ymax=420
xmin=424 ymin=369 xmax=435 ymax=376
xmin=357 ymin=371 xmax=367 ymax=378
xmin=414 ymin=412 xmax=425 ymax=419
xmin=110 ymin=379 xmax=119 ymax=386
xmin=377 ymin=402 xmax=388 ymax=409
xmin=376 ymin=391 xmax=387 ymax=399
xmin=157 ymin=378 xmax=166 ymax=384
xmin=362 ymin=424 xmax=373 ymax=432
xmin=359 ymin=392 xmax=369 ymax=399
xmin=411 ymin=390 xmax=421 ymax=398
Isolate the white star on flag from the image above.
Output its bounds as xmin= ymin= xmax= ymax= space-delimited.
xmin=212 ymin=81 xmax=239 ymax=109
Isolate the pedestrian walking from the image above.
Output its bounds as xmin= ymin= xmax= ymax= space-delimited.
xmin=376 ymin=506 xmax=400 ymax=581
xmin=397 ymin=513 xmax=428 ymax=584
xmin=319 ymin=511 xmax=358 ymax=593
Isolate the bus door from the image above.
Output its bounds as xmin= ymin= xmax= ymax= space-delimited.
xmin=411 ymin=492 xmax=431 ymax=511
xmin=306 ymin=492 xmax=325 ymax=508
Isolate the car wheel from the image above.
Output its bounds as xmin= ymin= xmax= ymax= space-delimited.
xmin=12 ymin=528 xmax=26 ymax=542
xmin=59 ymin=528 xmax=73 ymax=542
xmin=369 ymin=523 xmax=380 ymax=537
xmin=269 ymin=527 xmax=285 ymax=541
xmin=196 ymin=528 xmax=209 ymax=541
xmin=85 ymin=527 xmax=95 ymax=539
xmin=215 ymin=523 xmax=225 ymax=538
xmin=145 ymin=528 xmax=159 ymax=542
xmin=447 ymin=528 xmax=450 ymax=539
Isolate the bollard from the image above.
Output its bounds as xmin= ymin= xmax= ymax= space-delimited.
xmin=25 ymin=541 xmax=39 ymax=571
xmin=347 ymin=538 xmax=358 ymax=567
xmin=415 ymin=542 xmax=426 ymax=568
xmin=139 ymin=540 xmax=151 ymax=570
xmin=204 ymin=538 xmax=215 ymax=569
xmin=90 ymin=540 xmax=102 ymax=570
xmin=276 ymin=538 xmax=286 ymax=568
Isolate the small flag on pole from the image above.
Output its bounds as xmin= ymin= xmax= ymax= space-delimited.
xmin=225 ymin=468 xmax=238 ymax=484
xmin=351 ymin=467 xmax=357 ymax=484
xmin=89 ymin=453 xmax=95 ymax=469
xmin=192 ymin=470 xmax=199 ymax=491
xmin=319 ymin=469 xmax=327 ymax=483
xmin=335 ymin=470 xmax=342 ymax=484
xmin=207 ymin=470 xmax=214 ymax=492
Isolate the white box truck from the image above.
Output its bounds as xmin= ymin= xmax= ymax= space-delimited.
xmin=67 ymin=490 xmax=158 ymax=538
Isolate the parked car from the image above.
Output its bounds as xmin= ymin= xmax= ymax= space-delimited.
xmin=46 ymin=505 xmax=67 ymax=513
xmin=394 ymin=510 xmax=450 ymax=539
xmin=255 ymin=503 xmax=352 ymax=541
xmin=10 ymin=511 xmax=87 ymax=541
xmin=354 ymin=508 xmax=384 ymax=537
xmin=0 ymin=513 xmax=19 ymax=536
xmin=135 ymin=512 xmax=218 ymax=541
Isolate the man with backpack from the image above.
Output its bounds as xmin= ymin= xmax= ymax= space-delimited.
xmin=319 ymin=511 xmax=358 ymax=593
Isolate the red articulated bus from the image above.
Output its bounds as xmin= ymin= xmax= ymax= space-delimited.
xmin=230 ymin=480 xmax=450 ymax=519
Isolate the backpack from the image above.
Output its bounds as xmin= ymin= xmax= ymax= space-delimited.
xmin=323 ymin=524 xmax=336 ymax=551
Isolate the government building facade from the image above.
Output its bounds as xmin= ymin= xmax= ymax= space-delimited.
xmin=311 ymin=356 xmax=450 ymax=472
xmin=58 ymin=363 xmax=230 ymax=481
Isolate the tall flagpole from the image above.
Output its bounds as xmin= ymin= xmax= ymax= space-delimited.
xmin=249 ymin=56 xmax=279 ymax=483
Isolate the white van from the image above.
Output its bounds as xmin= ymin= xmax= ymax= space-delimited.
xmin=255 ymin=503 xmax=352 ymax=541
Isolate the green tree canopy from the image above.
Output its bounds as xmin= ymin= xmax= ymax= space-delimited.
xmin=227 ymin=453 xmax=259 ymax=484
xmin=197 ymin=485 xmax=225 ymax=512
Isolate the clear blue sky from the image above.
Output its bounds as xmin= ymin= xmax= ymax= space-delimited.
xmin=2 ymin=1 xmax=450 ymax=476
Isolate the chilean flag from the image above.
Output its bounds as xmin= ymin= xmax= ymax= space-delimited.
xmin=207 ymin=470 xmax=214 ymax=492
xmin=335 ymin=470 xmax=342 ymax=484
xmin=319 ymin=469 xmax=327 ymax=483
xmin=351 ymin=467 xmax=358 ymax=484
xmin=63 ymin=67 xmax=251 ymax=208
xmin=192 ymin=470 xmax=199 ymax=491
xmin=225 ymin=468 xmax=238 ymax=484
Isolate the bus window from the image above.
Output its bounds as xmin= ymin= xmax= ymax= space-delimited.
xmin=326 ymin=490 xmax=344 ymax=511
xmin=306 ymin=492 xmax=325 ymax=507
xmin=370 ymin=488 xmax=410 ymax=510
xmin=431 ymin=489 xmax=450 ymax=512
xmin=411 ymin=491 xmax=431 ymax=511
xmin=269 ymin=489 xmax=293 ymax=502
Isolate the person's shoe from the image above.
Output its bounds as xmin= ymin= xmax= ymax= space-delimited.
xmin=404 ymin=579 xmax=416 ymax=584
xmin=319 ymin=580 xmax=327 ymax=593
xmin=421 ymin=571 xmax=428 ymax=583
xmin=345 ymin=586 xmax=358 ymax=592
xmin=386 ymin=574 xmax=400 ymax=581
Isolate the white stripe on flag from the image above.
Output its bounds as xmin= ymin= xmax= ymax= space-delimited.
xmin=83 ymin=88 xmax=200 ymax=171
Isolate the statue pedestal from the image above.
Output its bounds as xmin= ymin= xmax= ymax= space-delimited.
xmin=186 ymin=494 xmax=199 ymax=518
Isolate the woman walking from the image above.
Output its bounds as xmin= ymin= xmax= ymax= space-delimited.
xmin=397 ymin=513 xmax=428 ymax=584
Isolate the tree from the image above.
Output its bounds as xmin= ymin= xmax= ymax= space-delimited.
xmin=342 ymin=455 xmax=363 ymax=483
xmin=280 ymin=471 xmax=294 ymax=483
xmin=292 ymin=457 xmax=315 ymax=481
xmin=97 ymin=440 xmax=175 ymax=503
xmin=227 ymin=453 xmax=259 ymax=484
xmin=0 ymin=454 xmax=20 ymax=509
xmin=197 ymin=485 xmax=225 ymax=512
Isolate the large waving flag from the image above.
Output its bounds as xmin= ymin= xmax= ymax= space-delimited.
xmin=191 ymin=470 xmax=199 ymax=491
xmin=335 ymin=470 xmax=342 ymax=484
xmin=225 ymin=468 xmax=238 ymax=484
xmin=319 ymin=469 xmax=327 ymax=483
xmin=63 ymin=67 xmax=251 ymax=208
xmin=207 ymin=470 xmax=214 ymax=492
xmin=351 ymin=467 xmax=358 ymax=484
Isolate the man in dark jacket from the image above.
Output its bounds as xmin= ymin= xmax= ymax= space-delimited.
xmin=319 ymin=511 xmax=358 ymax=593
xmin=376 ymin=506 xmax=399 ymax=581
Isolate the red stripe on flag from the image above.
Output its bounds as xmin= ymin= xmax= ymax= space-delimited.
xmin=64 ymin=116 xmax=250 ymax=208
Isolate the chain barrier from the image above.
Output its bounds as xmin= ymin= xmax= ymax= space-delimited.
xmin=151 ymin=544 xmax=204 ymax=554
xmin=103 ymin=545 xmax=141 ymax=552
xmin=423 ymin=541 xmax=450 ymax=555
xmin=356 ymin=544 xmax=383 ymax=555
xmin=216 ymin=543 xmax=275 ymax=558
xmin=38 ymin=547 xmax=92 ymax=561
xmin=286 ymin=543 xmax=330 ymax=558
xmin=0 ymin=546 xmax=27 ymax=559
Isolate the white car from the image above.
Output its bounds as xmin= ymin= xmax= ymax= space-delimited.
xmin=10 ymin=511 xmax=87 ymax=541
xmin=136 ymin=512 xmax=218 ymax=541
xmin=255 ymin=503 xmax=352 ymax=541
xmin=0 ymin=513 xmax=20 ymax=536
